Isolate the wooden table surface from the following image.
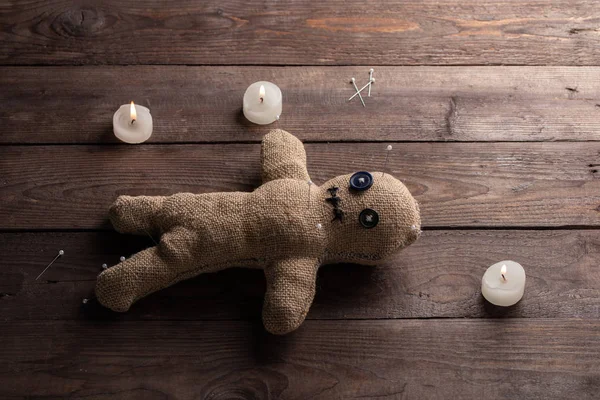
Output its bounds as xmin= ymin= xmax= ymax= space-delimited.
xmin=1 ymin=1 xmax=600 ymax=399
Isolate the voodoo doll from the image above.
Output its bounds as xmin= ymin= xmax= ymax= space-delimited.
xmin=96 ymin=130 xmax=421 ymax=334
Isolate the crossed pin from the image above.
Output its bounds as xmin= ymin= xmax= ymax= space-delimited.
xmin=348 ymin=68 xmax=375 ymax=107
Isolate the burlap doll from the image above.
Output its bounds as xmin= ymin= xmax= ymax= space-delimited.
xmin=96 ymin=130 xmax=421 ymax=334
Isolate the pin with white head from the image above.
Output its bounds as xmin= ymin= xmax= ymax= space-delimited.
xmin=410 ymin=224 xmax=422 ymax=236
xmin=102 ymin=263 xmax=108 ymax=270
xmin=119 ymin=256 xmax=126 ymax=262
xmin=316 ymin=223 xmax=322 ymax=230
xmin=350 ymin=78 xmax=366 ymax=107
xmin=368 ymin=69 xmax=374 ymax=97
xmin=349 ymin=78 xmax=375 ymax=103
xmin=410 ymin=225 xmax=423 ymax=237
xmin=35 ymin=250 xmax=64 ymax=281
xmin=382 ymin=145 xmax=393 ymax=177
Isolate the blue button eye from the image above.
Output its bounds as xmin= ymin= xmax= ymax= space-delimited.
xmin=349 ymin=171 xmax=373 ymax=191
xmin=359 ymin=208 xmax=379 ymax=228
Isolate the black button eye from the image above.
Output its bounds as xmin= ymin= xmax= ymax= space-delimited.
xmin=349 ymin=171 xmax=373 ymax=191
xmin=359 ymin=208 xmax=379 ymax=228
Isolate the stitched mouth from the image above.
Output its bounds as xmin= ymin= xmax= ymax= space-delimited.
xmin=326 ymin=186 xmax=343 ymax=222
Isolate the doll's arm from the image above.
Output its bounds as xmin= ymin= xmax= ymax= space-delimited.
xmin=262 ymin=257 xmax=320 ymax=335
xmin=261 ymin=129 xmax=311 ymax=183
xmin=95 ymin=246 xmax=172 ymax=312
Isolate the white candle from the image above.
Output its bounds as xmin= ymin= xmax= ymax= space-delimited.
xmin=481 ymin=260 xmax=526 ymax=306
xmin=243 ymin=81 xmax=282 ymax=125
xmin=113 ymin=101 xmax=153 ymax=144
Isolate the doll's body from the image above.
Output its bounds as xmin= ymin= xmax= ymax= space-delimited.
xmin=137 ymin=180 xmax=331 ymax=268
xmin=97 ymin=130 xmax=421 ymax=334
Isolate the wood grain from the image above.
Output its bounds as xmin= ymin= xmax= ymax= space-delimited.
xmin=2 ymin=230 xmax=599 ymax=321
xmin=1 ymin=143 xmax=598 ymax=230
xmin=2 ymin=319 xmax=599 ymax=399
xmin=3 ymin=66 xmax=600 ymax=143
xmin=3 ymin=0 xmax=599 ymax=396
xmin=1 ymin=0 xmax=600 ymax=66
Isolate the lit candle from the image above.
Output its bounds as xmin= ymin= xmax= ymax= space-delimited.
xmin=113 ymin=101 xmax=153 ymax=144
xmin=481 ymin=260 xmax=526 ymax=306
xmin=243 ymin=81 xmax=282 ymax=125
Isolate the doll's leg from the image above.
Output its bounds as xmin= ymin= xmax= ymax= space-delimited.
xmin=95 ymin=227 xmax=221 ymax=312
xmin=109 ymin=195 xmax=166 ymax=235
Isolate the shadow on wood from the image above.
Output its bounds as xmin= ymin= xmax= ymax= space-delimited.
xmin=81 ymin=263 xmax=381 ymax=324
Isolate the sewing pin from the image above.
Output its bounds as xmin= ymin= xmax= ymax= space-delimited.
xmin=348 ymin=78 xmax=375 ymax=101
xmin=350 ymin=78 xmax=366 ymax=107
xmin=142 ymin=226 xmax=158 ymax=245
xmin=36 ymin=250 xmax=64 ymax=281
xmin=382 ymin=145 xmax=392 ymax=177
xmin=126 ymin=213 xmax=158 ymax=245
xmin=368 ymin=69 xmax=374 ymax=97
xmin=120 ymin=256 xmax=126 ymax=262
xmin=101 ymin=263 xmax=108 ymax=270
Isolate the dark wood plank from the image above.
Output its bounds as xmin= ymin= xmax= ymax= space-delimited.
xmin=1 ymin=143 xmax=599 ymax=230
xmin=2 ymin=66 xmax=600 ymax=144
xmin=1 ymin=0 xmax=599 ymax=66
xmin=1 ymin=319 xmax=599 ymax=399
xmin=2 ymin=230 xmax=599 ymax=320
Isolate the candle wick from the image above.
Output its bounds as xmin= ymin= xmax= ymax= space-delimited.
xmin=259 ymin=97 xmax=264 ymax=104
xmin=501 ymin=273 xmax=507 ymax=281
xmin=131 ymin=119 xmax=136 ymax=125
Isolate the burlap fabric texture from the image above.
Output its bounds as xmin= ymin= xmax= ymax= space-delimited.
xmin=96 ymin=129 xmax=421 ymax=334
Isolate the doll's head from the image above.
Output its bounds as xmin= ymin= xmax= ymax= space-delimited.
xmin=322 ymin=171 xmax=420 ymax=264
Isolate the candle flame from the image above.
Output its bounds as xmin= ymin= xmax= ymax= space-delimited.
xmin=130 ymin=101 xmax=137 ymax=123
xmin=500 ymin=264 xmax=507 ymax=281
xmin=259 ymin=85 xmax=265 ymax=103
